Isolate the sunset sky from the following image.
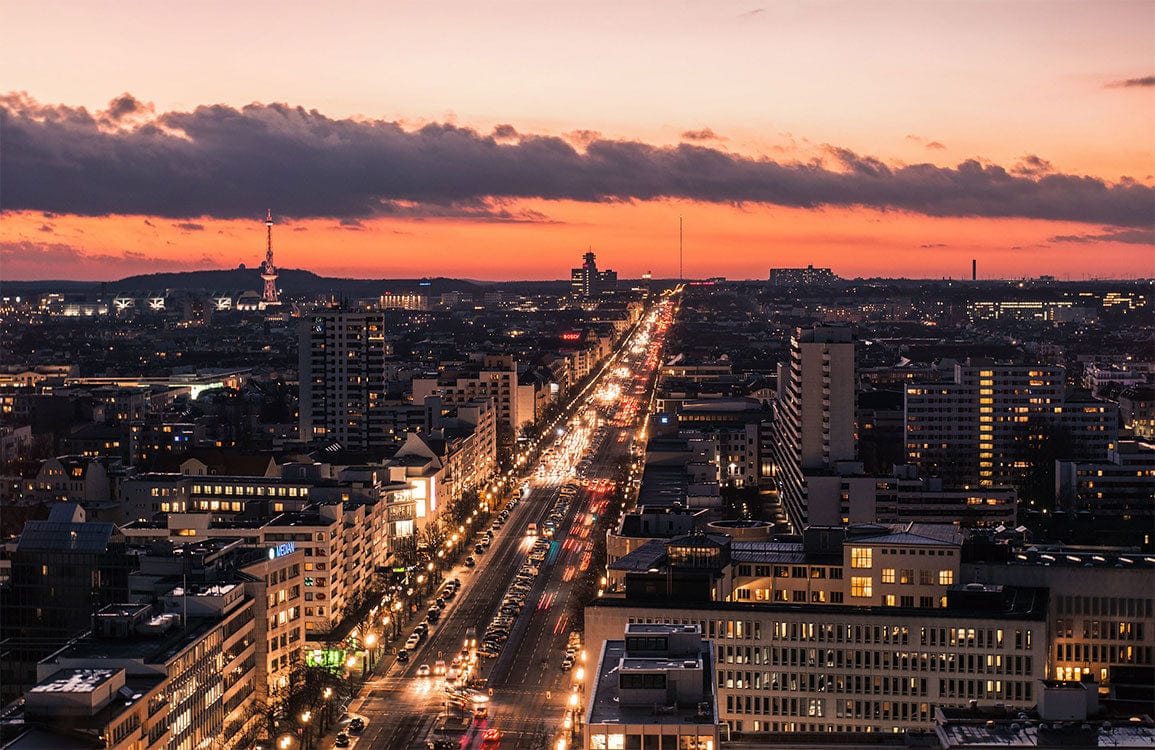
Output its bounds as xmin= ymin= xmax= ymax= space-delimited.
xmin=2 ymin=0 xmax=1152 ymax=281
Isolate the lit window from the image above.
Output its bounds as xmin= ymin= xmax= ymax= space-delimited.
xmin=850 ymin=577 xmax=873 ymax=598
xmin=850 ymin=548 xmax=872 ymax=569
xmin=938 ymin=570 xmax=954 ymax=585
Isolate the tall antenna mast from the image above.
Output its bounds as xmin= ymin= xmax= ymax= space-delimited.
xmin=260 ymin=209 xmax=281 ymax=306
xmin=265 ymin=209 xmax=274 ymax=267
xmin=679 ymin=214 xmax=684 ymax=282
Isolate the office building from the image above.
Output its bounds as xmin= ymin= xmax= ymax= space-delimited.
xmin=584 ymin=623 xmax=720 ymax=750
xmin=572 ymin=251 xmax=618 ymax=298
xmin=298 ymin=310 xmax=391 ymax=451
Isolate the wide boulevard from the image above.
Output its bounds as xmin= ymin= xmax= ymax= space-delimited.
xmin=329 ymin=295 xmax=677 ymax=750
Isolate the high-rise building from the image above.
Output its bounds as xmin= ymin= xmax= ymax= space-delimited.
xmin=768 ymin=265 xmax=837 ymax=286
xmin=904 ymin=361 xmax=1116 ymax=487
xmin=771 ymin=325 xmax=857 ymax=529
xmin=298 ymin=309 xmax=390 ymax=451
xmin=571 ymin=250 xmax=617 ymax=298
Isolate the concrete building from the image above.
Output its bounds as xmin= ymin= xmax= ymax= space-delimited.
xmin=584 ymin=623 xmax=719 ymax=750
xmin=905 ymin=361 xmax=1116 ymax=488
xmin=1055 ymin=440 xmax=1155 ymax=520
xmin=768 ymin=265 xmax=838 ymax=286
xmin=298 ymin=309 xmax=391 ymax=451
xmin=963 ymin=544 xmax=1155 ymax=694
xmin=34 ymin=594 xmax=260 ymax=750
xmin=571 ymin=250 xmax=618 ymax=298
xmin=585 ymin=585 xmax=1048 ymax=736
xmin=412 ymin=354 xmax=526 ymax=437
xmin=771 ymin=325 xmax=856 ymax=529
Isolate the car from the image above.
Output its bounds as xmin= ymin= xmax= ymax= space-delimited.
xmin=435 ymin=597 xmax=445 ymax=607
xmin=416 ymin=664 xmax=431 ymax=676
xmin=396 ymin=649 xmax=410 ymax=662
xmin=483 ymin=728 xmax=504 ymax=742
xmin=427 ymin=740 xmax=457 ymax=750
xmin=474 ymin=544 xmax=485 ymax=554
xmin=349 ymin=716 xmax=366 ymax=732
xmin=464 ymin=556 xmax=476 ymax=567
xmin=335 ymin=732 xmax=351 ymax=747
xmin=434 ymin=659 xmax=446 ymax=675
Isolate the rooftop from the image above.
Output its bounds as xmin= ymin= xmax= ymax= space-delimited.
xmin=28 ymin=668 xmax=117 ymax=695
xmin=588 ymin=639 xmax=717 ymax=728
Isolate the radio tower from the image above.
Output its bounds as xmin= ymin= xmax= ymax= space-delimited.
xmin=260 ymin=209 xmax=281 ymax=306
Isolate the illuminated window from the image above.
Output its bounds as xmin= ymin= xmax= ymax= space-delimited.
xmin=882 ymin=568 xmax=896 ymax=584
xmin=850 ymin=577 xmax=873 ymax=598
xmin=850 ymin=548 xmax=873 ymax=569
xmin=938 ymin=570 xmax=954 ymax=585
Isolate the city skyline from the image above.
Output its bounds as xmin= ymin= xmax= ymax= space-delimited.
xmin=2 ymin=0 xmax=1153 ymax=281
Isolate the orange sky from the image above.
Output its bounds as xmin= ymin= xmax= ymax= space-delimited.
xmin=1 ymin=1 xmax=1152 ymax=281
xmin=3 ymin=202 xmax=1149 ymax=282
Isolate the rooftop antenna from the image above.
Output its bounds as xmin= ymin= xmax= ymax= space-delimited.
xmin=679 ymin=214 xmax=684 ymax=282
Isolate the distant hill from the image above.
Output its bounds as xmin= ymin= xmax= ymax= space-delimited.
xmin=112 ymin=268 xmax=486 ymax=296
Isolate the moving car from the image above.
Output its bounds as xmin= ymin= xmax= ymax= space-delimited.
xmin=416 ymin=664 xmax=431 ymax=676
xmin=483 ymin=728 xmax=504 ymax=742
xmin=335 ymin=732 xmax=351 ymax=747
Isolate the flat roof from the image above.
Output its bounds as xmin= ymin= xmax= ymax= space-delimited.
xmin=28 ymin=668 xmax=117 ymax=695
xmin=588 ymin=639 xmax=717 ymax=728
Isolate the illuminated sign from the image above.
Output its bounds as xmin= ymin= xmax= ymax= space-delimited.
xmin=306 ymin=648 xmax=347 ymax=672
xmin=268 ymin=542 xmax=296 ymax=560
xmin=561 ymin=332 xmax=581 ymax=341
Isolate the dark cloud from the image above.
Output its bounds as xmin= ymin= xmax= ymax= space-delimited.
xmin=37 ymin=224 xmax=53 ymax=233
xmin=1107 ymin=76 xmax=1155 ymax=88
xmin=919 ymin=242 xmax=948 ymax=248
xmin=2 ymin=93 xmax=1151 ymax=229
xmin=1012 ymin=154 xmax=1054 ymax=177
xmin=106 ymin=93 xmax=146 ymax=121
xmin=492 ymin=124 xmax=519 ymax=140
xmin=925 ymin=141 xmax=946 ymax=150
xmin=1049 ymin=228 xmax=1154 ymax=245
xmin=681 ymin=128 xmax=725 ymax=142
xmin=174 ymin=221 xmax=204 ymax=231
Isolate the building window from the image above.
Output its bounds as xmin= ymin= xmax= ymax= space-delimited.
xmin=882 ymin=568 xmax=896 ymax=584
xmin=938 ymin=570 xmax=954 ymax=585
xmin=850 ymin=577 xmax=873 ymax=598
xmin=851 ymin=548 xmax=872 ymax=569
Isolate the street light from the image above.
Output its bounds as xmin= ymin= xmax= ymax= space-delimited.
xmin=365 ymin=633 xmax=377 ymax=675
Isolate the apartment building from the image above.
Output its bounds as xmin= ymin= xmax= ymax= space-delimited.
xmin=905 ymin=361 xmax=1116 ymax=488
xmin=412 ymin=354 xmax=526 ymax=436
xmin=771 ymin=326 xmax=857 ymax=529
xmin=1055 ymin=440 xmax=1155 ymax=520
xmin=298 ymin=310 xmax=391 ymax=451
